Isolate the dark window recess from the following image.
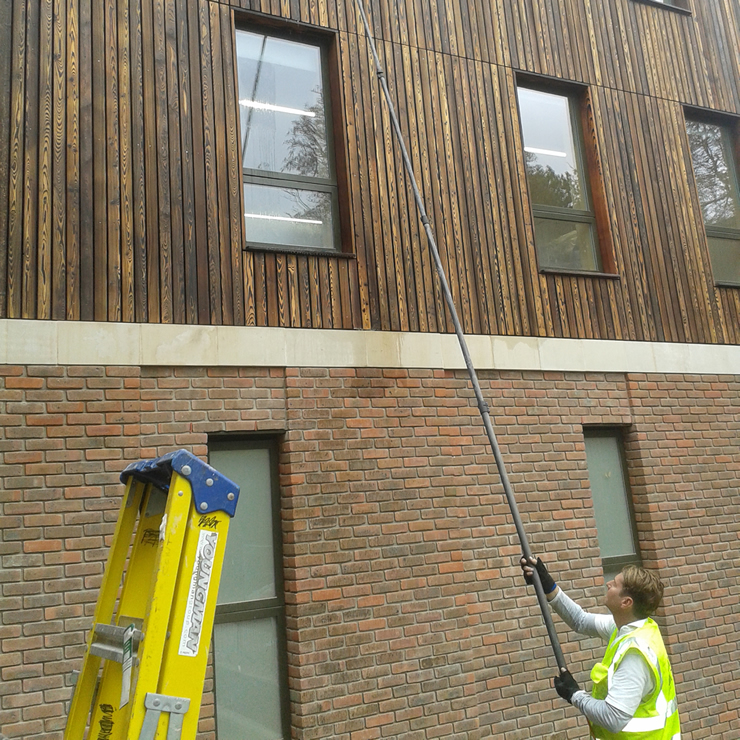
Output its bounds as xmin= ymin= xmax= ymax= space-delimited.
xmin=583 ymin=428 xmax=642 ymax=584
xmin=516 ymin=84 xmax=614 ymax=276
xmin=209 ymin=438 xmax=290 ymax=740
xmin=236 ymin=27 xmax=340 ymax=252
xmin=686 ymin=116 xmax=740 ymax=287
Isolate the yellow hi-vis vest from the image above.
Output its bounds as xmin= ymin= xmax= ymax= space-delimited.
xmin=589 ymin=618 xmax=680 ymax=740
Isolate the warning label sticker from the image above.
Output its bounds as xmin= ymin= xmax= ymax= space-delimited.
xmin=178 ymin=529 xmax=219 ymax=657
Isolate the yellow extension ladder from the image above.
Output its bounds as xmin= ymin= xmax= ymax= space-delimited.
xmin=64 ymin=450 xmax=240 ymax=740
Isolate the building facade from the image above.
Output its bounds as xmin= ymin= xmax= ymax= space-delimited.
xmin=0 ymin=0 xmax=739 ymax=738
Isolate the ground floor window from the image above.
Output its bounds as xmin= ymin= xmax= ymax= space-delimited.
xmin=583 ymin=428 xmax=642 ymax=582
xmin=209 ymin=438 xmax=289 ymax=740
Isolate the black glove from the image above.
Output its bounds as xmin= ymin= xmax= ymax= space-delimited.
xmin=554 ymin=670 xmax=580 ymax=704
xmin=520 ymin=556 xmax=557 ymax=594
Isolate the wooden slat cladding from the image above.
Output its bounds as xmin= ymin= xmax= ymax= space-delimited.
xmin=0 ymin=0 xmax=738 ymax=342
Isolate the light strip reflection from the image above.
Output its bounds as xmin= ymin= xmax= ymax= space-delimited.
xmin=524 ymin=146 xmax=567 ymax=158
xmin=245 ymin=213 xmax=323 ymax=225
xmin=239 ymin=99 xmax=316 ymax=117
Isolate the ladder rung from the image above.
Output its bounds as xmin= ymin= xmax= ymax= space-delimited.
xmin=89 ymin=623 xmax=143 ymax=664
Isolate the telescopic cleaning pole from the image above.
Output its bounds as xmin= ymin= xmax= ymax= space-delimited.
xmin=353 ymin=0 xmax=567 ymax=674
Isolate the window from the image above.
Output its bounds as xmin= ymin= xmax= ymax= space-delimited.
xmin=236 ymin=27 xmax=340 ymax=252
xmin=686 ymin=115 xmax=740 ymax=287
xmin=209 ymin=438 xmax=289 ymax=740
xmin=517 ymin=84 xmax=610 ymax=274
xmin=583 ymin=429 xmax=641 ymax=583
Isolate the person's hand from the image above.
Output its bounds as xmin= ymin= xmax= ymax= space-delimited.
xmin=554 ymin=669 xmax=580 ymax=704
xmin=519 ymin=556 xmax=557 ymax=594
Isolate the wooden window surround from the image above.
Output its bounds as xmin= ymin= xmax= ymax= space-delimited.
xmin=516 ymin=76 xmax=617 ymax=278
xmin=233 ymin=15 xmax=351 ymax=256
xmin=685 ymin=109 xmax=740 ymax=287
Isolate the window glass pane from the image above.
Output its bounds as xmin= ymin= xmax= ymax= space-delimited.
xmin=236 ymin=30 xmax=329 ymax=179
xmin=584 ymin=435 xmax=637 ymax=561
xmin=210 ymin=445 xmax=276 ymax=604
xmin=518 ymin=87 xmax=589 ymax=211
xmin=244 ymin=182 xmax=334 ymax=250
xmin=707 ymin=236 xmax=740 ymax=285
xmin=214 ymin=617 xmax=283 ymax=740
xmin=686 ymin=120 xmax=740 ymax=230
xmin=534 ymin=217 xmax=599 ymax=271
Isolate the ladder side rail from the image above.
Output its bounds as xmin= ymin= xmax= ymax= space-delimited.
xmin=86 ymin=484 xmax=169 ymax=740
xmin=153 ymin=501 xmax=232 ymax=739
xmin=64 ymin=480 xmax=147 ymax=739
xmin=125 ymin=472 xmax=194 ymax=740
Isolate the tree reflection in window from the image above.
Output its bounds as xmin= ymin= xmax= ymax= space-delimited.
xmin=524 ymin=150 xmax=584 ymax=210
xmin=282 ymin=91 xmax=332 ymax=225
xmin=686 ymin=121 xmax=740 ymax=230
xmin=686 ymin=117 xmax=740 ymax=285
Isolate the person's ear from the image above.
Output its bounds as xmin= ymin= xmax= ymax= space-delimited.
xmin=621 ymin=594 xmax=634 ymax=611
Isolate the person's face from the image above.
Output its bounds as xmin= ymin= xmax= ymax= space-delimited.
xmin=605 ymin=573 xmax=629 ymax=615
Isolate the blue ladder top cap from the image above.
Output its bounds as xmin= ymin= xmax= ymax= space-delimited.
xmin=120 ymin=450 xmax=240 ymax=518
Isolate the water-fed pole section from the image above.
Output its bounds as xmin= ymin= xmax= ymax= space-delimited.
xmin=353 ymin=0 xmax=568 ymax=674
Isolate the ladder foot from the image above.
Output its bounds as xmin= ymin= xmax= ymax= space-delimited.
xmin=139 ymin=693 xmax=191 ymax=740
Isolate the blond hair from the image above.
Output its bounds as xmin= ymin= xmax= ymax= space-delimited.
xmin=621 ymin=565 xmax=664 ymax=618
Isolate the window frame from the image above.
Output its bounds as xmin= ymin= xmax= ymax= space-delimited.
xmin=209 ymin=435 xmax=291 ymax=740
xmin=515 ymin=75 xmax=618 ymax=278
xmin=583 ymin=427 xmax=643 ymax=582
xmin=233 ymin=15 xmax=351 ymax=256
xmin=684 ymin=107 xmax=740 ymax=288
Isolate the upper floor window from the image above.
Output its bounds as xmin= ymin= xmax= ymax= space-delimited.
xmin=686 ymin=116 xmax=740 ymax=287
xmin=516 ymin=84 xmax=612 ymax=275
xmin=236 ymin=27 xmax=340 ymax=252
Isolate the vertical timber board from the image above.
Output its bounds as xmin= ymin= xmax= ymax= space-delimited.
xmin=341 ymin=30 xmax=374 ymax=330
xmin=37 ymin=0 xmax=52 ymax=320
xmin=209 ymin=2 xmax=234 ymax=324
xmin=0 ymin=0 xmax=13 ymax=317
xmin=141 ymin=0 xmax=162 ymax=322
xmin=120 ymin=0 xmax=136 ymax=322
xmin=105 ymin=0 xmax=122 ymax=322
xmin=399 ymin=42 xmax=430 ymax=333
xmin=92 ymin=0 xmax=108 ymax=320
xmin=22 ymin=0 xmax=40 ymax=319
xmin=78 ymin=0 xmax=94 ymax=320
xmin=187 ymin=0 xmax=211 ymax=324
xmin=165 ymin=0 xmax=186 ymax=324
xmin=130 ymin=0 xmax=149 ymax=322
xmin=388 ymin=40 xmax=418 ymax=333
xmin=198 ymin=0 xmax=223 ymax=324
xmin=177 ymin=0 xmax=197 ymax=325
xmin=6 ymin=0 xmax=27 ymax=318
xmin=220 ymin=6 xmax=245 ymax=325
xmin=66 ymin=0 xmax=81 ymax=319
xmin=51 ymin=0 xmax=66 ymax=319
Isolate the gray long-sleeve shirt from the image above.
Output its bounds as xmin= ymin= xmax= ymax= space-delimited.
xmin=550 ymin=589 xmax=654 ymax=733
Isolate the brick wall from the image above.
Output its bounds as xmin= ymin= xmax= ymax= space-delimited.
xmin=625 ymin=374 xmax=740 ymax=738
xmin=0 ymin=365 xmax=738 ymax=739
